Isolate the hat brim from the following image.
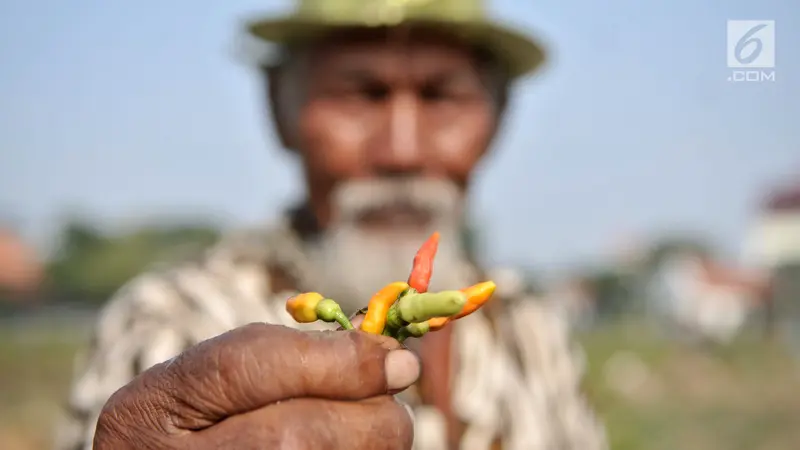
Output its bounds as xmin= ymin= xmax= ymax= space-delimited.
xmin=246 ymin=16 xmax=546 ymax=80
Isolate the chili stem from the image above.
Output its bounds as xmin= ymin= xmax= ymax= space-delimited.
xmin=336 ymin=315 xmax=354 ymax=330
xmin=316 ymin=298 xmax=354 ymax=329
xmin=396 ymin=328 xmax=411 ymax=343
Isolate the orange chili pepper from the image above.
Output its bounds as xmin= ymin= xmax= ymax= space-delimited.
xmin=426 ymin=316 xmax=450 ymax=331
xmin=407 ymin=231 xmax=439 ymax=293
xmin=452 ymin=281 xmax=496 ymax=320
xmin=285 ymin=292 xmax=324 ymax=323
xmin=427 ymin=281 xmax=496 ymax=331
xmin=360 ymin=281 xmax=409 ymax=334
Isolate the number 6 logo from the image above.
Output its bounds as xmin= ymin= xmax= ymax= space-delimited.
xmin=734 ymin=24 xmax=767 ymax=65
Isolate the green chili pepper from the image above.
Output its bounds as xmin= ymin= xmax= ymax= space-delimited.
xmin=396 ymin=321 xmax=430 ymax=343
xmin=386 ymin=290 xmax=466 ymax=330
xmin=315 ymin=298 xmax=354 ymax=330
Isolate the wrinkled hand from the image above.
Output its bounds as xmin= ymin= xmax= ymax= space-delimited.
xmin=94 ymin=322 xmax=420 ymax=449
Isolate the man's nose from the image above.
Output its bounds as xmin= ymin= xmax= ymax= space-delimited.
xmin=370 ymin=92 xmax=425 ymax=175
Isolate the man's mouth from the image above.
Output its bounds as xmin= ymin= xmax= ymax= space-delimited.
xmin=356 ymin=204 xmax=432 ymax=231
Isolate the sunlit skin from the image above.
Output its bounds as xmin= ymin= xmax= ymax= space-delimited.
xmin=268 ymin=27 xmax=505 ymax=231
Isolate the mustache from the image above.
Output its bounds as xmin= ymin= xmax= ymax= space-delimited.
xmin=330 ymin=178 xmax=463 ymax=223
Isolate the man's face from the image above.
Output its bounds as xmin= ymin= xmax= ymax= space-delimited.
xmin=275 ymin=28 xmax=503 ymax=311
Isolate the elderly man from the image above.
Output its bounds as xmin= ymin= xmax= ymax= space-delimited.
xmin=56 ymin=1 xmax=606 ymax=449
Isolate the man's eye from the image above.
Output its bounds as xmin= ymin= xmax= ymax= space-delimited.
xmin=361 ymin=84 xmax=389 ymax=101
xmin=420 ymin=86 xmax=454 ymax=102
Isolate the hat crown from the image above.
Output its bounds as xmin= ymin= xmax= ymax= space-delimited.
xmin=245 ymin=0 xmax=545 ymax=79
xmin=294 ymin=0 xmax=486 ymax=24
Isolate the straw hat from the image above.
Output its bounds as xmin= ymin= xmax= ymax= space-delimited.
xmin=244 ymin=0 xmax=547 ymax=79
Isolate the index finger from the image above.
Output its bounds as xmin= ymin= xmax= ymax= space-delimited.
xmin=126 ymin=323 xmax=420 ymax=430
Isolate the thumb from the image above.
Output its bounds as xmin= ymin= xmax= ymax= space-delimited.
xmin=133 ymin=323 xmax=420 ymax=430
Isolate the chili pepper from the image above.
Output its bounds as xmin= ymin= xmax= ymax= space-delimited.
xmin=452 ymin=281 xmax=496 ymax=320
xmin=315 ymin=298 xmax=354 ymax=330
xmin=286 ymin=293 xmax=354 ymax=329
xmin=427 ymin=281 xmax=496 ymax=331
xmin=425 ymin=316 xmax=449 ymax=331
xmin=407 ymin=231 xmax=440 ymax=293
xmin=396 ymin=321 xmax=430 ymax=343
xmin=359 ymin=281 xmax=409 ymax=335
xmin=286 ymin=292 xmax=324 ymax=323
xmin=386 ymin=290 xmax=466 ymax=329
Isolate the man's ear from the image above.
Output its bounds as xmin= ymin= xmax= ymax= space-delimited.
xmin=265 ymin=65 xmax=294 ymax=150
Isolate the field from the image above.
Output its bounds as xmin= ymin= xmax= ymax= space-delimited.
xmin=0 ymin=314 xmax=93 ymax=450
xmin=1 ymin=315 xmax=798 ymax=450
xmin=578 ymin=322 xmax=800 ymax=450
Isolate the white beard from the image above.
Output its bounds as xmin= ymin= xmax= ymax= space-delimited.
xmin=305 ymin=178 xmax=475 ymax=314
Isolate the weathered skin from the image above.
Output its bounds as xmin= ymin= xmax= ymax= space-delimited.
xmin=93 ymin=323 xmax=419 ymax=449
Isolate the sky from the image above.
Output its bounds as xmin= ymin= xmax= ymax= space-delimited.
xmin=0 ymin=0 xmax=798 ymax=272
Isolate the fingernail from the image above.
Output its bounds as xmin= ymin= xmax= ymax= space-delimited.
xmin=385 ymin=349 xmax=420 ymax=391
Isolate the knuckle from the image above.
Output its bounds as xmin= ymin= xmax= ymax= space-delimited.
xmin=380 ymin=397 xmax=415 ymax=449
xmin=94 ymin=387 xmax=154 ymax=447
xmin=98 ymin=367 xmax=186 ymax=437
xmin=94 ymin=402 xmax=127 ymax=446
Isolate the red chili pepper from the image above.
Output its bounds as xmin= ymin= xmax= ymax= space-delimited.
xmin=407 ymin=231 xmax=440 ymax=293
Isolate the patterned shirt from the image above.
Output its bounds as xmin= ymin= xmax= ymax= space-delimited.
xmin=54 ymin=212 xmax=607 ymax=450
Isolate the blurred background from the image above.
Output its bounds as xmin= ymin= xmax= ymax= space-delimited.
xmin=1 ymin=1 xmax=798 ymax=449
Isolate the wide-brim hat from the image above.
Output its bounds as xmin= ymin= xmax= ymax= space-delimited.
xmin=244 ymin=0 xmax=548 ymax=80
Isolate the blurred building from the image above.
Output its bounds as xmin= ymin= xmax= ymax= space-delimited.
xmin=0 ymin=227 xmax=44 ymax=301
xmin=744 ymin=181 xmax=800 ymax=269
xmin=650 ymin=251 xmax=770 ymax=343
xmin=741 ymin=179 xmax=800 ymax=345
